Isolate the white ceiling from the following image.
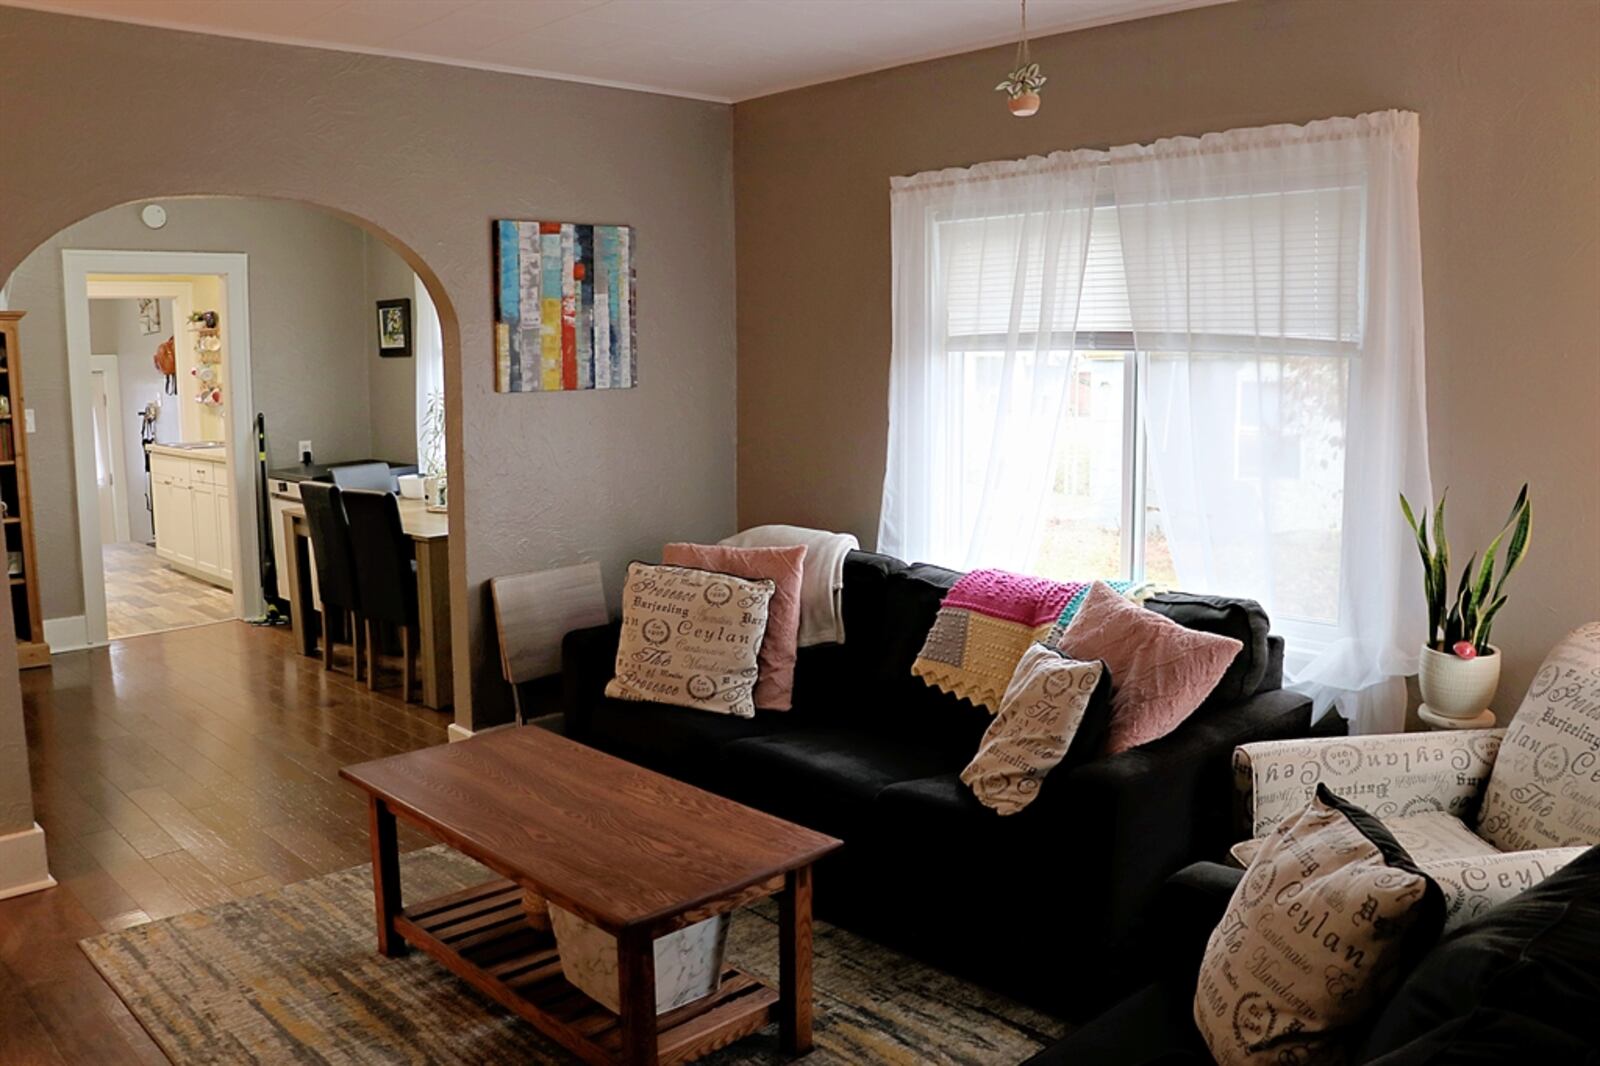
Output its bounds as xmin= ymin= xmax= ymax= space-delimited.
xmin=3 ymin=0 xmax=1233 ymax=102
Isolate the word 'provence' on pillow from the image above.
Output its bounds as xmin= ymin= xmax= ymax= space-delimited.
xmin=1195 ymin=785 xmax=1445 ymax=1066
xmin=1056 ymin=581 xmax=1241 ymax=753
xmin=662 ymin=542 xmax=805 ymax=711
xmin=960 ymin=644 xmax=1110 ymax=815
xmin=605 ymin=562 xmax=774 ymax=718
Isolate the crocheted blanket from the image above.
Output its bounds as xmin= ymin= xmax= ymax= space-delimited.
xmin=912 ymin=570 xmax=1145 ymax=712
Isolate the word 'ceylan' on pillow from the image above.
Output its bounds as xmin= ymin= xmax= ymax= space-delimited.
xmin=662 ymin=542 xmax=805 ymax=711
xmin=1056 ymin=581 xmax=1241 ymax=753
xmin=1194 ymin=784 xmax=1446 ymax=1066
xmin=960 ymin=645 xmax=1110 ymax=815
xmin=605 ymin=562 xmax=774 ymax=718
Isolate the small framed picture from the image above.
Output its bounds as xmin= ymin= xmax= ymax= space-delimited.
xmin=376 ymin=298 xmax=412 ymax=358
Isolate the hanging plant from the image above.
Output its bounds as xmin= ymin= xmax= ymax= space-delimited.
xmin=996 ymin=0 xmax=1045 ymax=117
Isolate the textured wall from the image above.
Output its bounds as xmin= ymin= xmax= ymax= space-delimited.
xmin=733 ymin=0 xmax=1600 ymax=715
xmin=6 ymin=198 xmax=382 ymax=616
xmin=364 ymin=234 xmax=420 ymax=465
xmin=0 ymin=7 xmax=737 ymax=728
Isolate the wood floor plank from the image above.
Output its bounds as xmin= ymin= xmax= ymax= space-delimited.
xmin=5 ymin=620 xmax=452 ymax=1065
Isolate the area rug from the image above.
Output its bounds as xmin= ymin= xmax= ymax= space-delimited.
xmin=81 ymin=847 xmax=1067 ymax=1064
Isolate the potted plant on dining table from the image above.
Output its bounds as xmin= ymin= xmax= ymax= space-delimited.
xmin=1400 ymin=484 xmax=1532 ymax=722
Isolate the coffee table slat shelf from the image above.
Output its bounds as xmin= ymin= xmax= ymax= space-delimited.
xmin=396 ymin=878 xmax=778 ymax=1066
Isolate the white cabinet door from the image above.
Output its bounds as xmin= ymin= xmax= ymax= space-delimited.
xmin=216 ymin=485 xmax=233 ymax=583
xmin=192 ymin=481 xmax=219 ymax=578
xmin=151 ymin=476 xmax=175 ymax=561
xmin=163 ymin=482 xmax=197 ymax=566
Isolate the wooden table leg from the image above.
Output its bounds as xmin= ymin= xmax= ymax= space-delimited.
xmin=617 ymin=927 xmax=659 ymax=1066
xmin=413 ymin=537 xmax=453 ymax=710
xmin=368 ymin=796 xmax=407 ymax=958
xmin=284 ymin=511 xmax=317 ymax=657
xmin=779 ymin=865 xmax=814 ymax=1054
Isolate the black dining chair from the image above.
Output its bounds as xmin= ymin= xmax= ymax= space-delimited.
xmin=340 ymin=488 xmax=419 ymax=702
xmin=298 ymin=481 xmax=363 ymax=679
xmin=330 ymin=462 xmax=395 ymax=493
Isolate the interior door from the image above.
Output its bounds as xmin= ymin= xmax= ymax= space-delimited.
xmin=89 ymin=370 xmax=117 ymax=545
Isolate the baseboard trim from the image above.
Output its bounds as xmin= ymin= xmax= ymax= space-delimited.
xmin=43 ymin=615 xmax=94 ymax=654
xmin=446 ymin=721 xmax=517 ymax=743
xmin=0 ymin=823 xmax=56 ymax=900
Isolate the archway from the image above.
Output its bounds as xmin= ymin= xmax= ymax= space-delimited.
xmin=3 ymin=194 xmax=463 ymax=710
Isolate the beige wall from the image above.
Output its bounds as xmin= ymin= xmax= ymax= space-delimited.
xmin=0 ymin=7 xmax=738 ymax=729
xmin=733 ymin=0 xmax=1600 ymax=715
xmin=364 ymin=233 xmax=420 ymax=465
xmin=7 ymin=199 xmax=398 ymax=617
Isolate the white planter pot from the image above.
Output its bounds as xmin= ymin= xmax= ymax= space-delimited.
xmin=1418 ymin=644 xmax=1501 ymax=719
xmin=549 ymin=904 xmax=729 ymax=1015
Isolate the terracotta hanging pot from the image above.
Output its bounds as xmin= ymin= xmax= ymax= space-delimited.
xmin=1009 ymin=91 xmax=1041 ymax=117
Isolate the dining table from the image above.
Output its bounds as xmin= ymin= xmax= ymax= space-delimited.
xmin=282 ymin=496 xmax=452 ymax=710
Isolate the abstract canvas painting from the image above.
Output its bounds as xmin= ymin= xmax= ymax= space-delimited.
xmin=493 ymin=219 xmax=637 ymax=392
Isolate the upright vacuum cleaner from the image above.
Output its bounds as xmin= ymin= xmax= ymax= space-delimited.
xmin=251 ymin=411 xmax=288 ymax=626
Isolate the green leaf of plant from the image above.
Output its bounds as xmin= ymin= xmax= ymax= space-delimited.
xmin=1495 ymin=491 xmax=1532 ymax=599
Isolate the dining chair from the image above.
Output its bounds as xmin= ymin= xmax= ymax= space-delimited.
xmin=330 ymin=462 xmax=395 ymax=493
xmin=341 ymin=488 xmax=420 ymax=702
xmin=298 ymin=481 xmax=363 ymax=679
xmin=490 ymin=562 xmax=608 ymax=723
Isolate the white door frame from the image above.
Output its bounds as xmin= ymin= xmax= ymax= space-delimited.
xmin=87 ymin=355 xmax=132 ymax=545
xmin=62 ymin=250 xmax=260 ymax=646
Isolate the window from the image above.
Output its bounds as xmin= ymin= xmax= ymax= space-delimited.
xmin=889 ymin=144 xmax=1379 ymax=662
xmin=885 ymin=114 xmax=1429 ymax=732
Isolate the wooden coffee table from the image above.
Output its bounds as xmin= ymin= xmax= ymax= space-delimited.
xmin=340 ymin=727 xmax=841 ymax=1065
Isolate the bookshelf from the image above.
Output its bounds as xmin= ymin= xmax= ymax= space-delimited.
xmin=0 ymin=312 xmax=49 ymax=667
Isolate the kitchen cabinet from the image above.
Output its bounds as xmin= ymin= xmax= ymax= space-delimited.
xmin=149 ymin=445 xmax=232 ymax=589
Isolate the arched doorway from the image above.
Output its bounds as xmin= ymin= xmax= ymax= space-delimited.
xmin=3 ymin=195 xmax=458 ymax=708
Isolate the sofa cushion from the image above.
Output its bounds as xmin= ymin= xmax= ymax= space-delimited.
xmin=1360 ymin=843 xmax=1600 ymax=1061
xmin=1145 ymin=592 xmax=1270 ymax=704
xmin=585 ymin=698 xmax=786 ymax=785
xmin=720 ymin=727 xmax=961 ymax=839
xmin=1475 ymin=621 xmax=1600 ymax=851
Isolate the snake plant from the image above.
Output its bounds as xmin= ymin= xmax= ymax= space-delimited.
xmin=1400 ymin=484 xmax=1532 ymax=655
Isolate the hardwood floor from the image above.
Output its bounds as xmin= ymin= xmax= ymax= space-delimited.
xmin=103 ymin=543 xmax=236 ymax=640
xmin=0 ymin=620 xmax=451 ymax=1064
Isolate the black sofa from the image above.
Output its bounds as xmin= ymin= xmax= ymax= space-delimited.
xmin=1027 ymin=846 xmax=1600 ymax=1065
xmin=562 ymin=550 xmax=1317 ymax=1014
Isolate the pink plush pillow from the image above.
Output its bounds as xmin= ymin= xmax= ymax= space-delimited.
xmin=1055 ymin=581 xmax=1242 ymax=753
xmin=661 ymin=543 xmax=805 ymax=710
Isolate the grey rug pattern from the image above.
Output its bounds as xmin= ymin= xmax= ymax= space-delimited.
xmin=81 ymin=847 xmax=1066 ymax=1064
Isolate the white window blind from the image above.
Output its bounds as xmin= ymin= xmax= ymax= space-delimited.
xmin=941 ymin=186 xmax=1362 ymax=352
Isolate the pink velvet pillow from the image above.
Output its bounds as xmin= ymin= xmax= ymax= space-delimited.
xmin=1055 ymin=581 xmax=1242 ymax=753
xmin=661 ymin=543 xmax=805 ymax=710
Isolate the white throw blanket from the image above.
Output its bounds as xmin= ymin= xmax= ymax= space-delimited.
xmin=720 ymin=524 xmax=859 ymax=646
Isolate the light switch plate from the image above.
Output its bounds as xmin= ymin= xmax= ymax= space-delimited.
xmin=24 ymin=409 xmax=34 ymax=433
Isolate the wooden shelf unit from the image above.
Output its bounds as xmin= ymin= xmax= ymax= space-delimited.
xmin=0 ymin=312 xmax=49 ymax=668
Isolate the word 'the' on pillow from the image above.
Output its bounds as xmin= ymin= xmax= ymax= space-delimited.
xmin=1056 ymin=581 xmax=1241 ymax=753
xmin=605 ymin=562 xmax=774 ymax=718
xmin=662 ymin=542 xmax=805 ymax=710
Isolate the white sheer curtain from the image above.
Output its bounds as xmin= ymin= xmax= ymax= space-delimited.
xmin=414 ymin=274 xmax=445 ymax=477
xmin=879 ymin=151 xmax=1104 ymax=570
xmin=1110 ymin=111 xmax=1430 ymax=733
